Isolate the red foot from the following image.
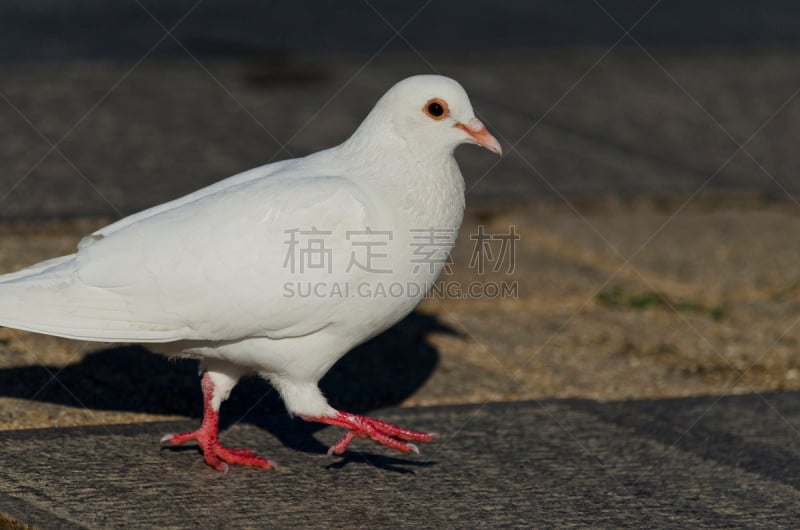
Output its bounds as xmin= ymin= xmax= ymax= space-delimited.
xmin=161 ymin=372 xmax=275 ymax=473
xmin=303 ymin=411 xmax=438 ymax=455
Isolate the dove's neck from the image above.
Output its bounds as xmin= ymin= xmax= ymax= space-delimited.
xmin=337 ymin=121 xmax=466 ymax=232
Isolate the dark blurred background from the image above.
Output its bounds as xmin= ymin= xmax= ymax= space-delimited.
xmin=1 ymin=1 xmax=800 ymax=220
xmin=3 ymin=1 xmax=800 ymax=60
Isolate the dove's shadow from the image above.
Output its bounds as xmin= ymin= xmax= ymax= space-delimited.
xmin=0 ymin=311 xmax=457 ymax=469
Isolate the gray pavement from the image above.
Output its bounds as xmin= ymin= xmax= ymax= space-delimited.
xmin=3 ymin=396 xmax=800 ymax=528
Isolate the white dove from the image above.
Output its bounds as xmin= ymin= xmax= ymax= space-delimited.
xmin=0 ymin=75 xmax=501 ymax=472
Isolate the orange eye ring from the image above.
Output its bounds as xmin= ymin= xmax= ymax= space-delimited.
xmin=422 ymin=98 xmax=449 ymax=120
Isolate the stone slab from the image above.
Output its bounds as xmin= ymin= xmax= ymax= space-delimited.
xmin=2 ymin=396 xmax=800 ymax=528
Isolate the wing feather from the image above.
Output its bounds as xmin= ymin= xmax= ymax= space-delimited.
xmin=0 ymin=171 xmax=381 ymax=343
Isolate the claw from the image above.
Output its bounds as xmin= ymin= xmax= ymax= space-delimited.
xmin=161 ymin=372 xmax=275 ymax=472
xmin=163 ymin=426 xmax=275 ymax=472
xmin=305 ymin=411 xmax=437 ymax=456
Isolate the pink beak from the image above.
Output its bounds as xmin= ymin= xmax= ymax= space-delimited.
xmin=456 ymin=118 xmax=502 ymax=155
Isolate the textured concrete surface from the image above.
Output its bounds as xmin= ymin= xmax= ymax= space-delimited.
xmin=3 ymin=397 xmax=800 ymax=528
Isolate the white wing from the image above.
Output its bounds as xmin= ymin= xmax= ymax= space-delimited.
xmin=0 ymin=170 xmax=382 ymax=343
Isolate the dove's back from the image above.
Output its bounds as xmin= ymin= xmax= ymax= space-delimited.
xmin=0 ymin=153 xmax=385 ymax=344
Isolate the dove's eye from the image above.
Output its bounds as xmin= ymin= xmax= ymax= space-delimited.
xmin=423 ymin=98 xmax=449 ymax=121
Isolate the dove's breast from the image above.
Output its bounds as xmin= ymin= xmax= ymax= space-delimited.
xmin=310 ymin=155 xmax=466 ymax=346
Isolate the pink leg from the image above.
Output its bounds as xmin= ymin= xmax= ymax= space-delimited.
xmin=302 ymin=411 xmax=439 ymax=456
xmin=160 ymin=372 xmax=275 ymax=473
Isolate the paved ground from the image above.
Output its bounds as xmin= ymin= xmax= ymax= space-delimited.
xmin=2 ymin=10 xmax=800 ymax=525
xmin=3 ymin=397 xmax=800 ymax=528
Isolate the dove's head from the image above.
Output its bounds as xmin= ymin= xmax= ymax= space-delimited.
xmin=357 ymin=75 xmax=502 ymax=157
